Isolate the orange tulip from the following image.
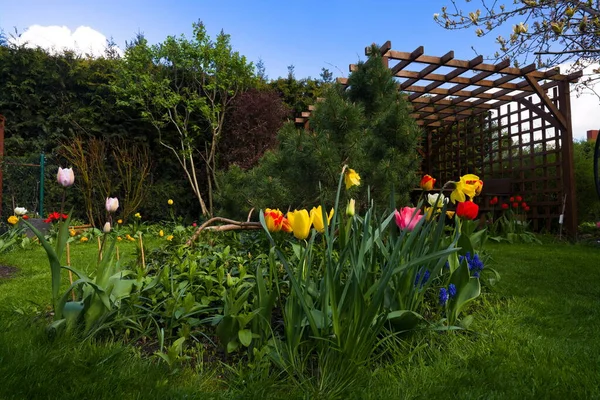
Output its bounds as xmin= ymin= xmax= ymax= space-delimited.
xmin=420 ymin=175 xmax=436 ymax=191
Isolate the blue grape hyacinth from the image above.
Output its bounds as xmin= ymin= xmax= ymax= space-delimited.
xmin=448 ymin=283 xmax=457 ymax=299
xmin=439 ymin=287 xmax=449 ymax=306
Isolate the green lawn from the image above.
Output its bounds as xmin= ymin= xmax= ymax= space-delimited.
xmin=1 ymin=239 xmax=599 ymax=399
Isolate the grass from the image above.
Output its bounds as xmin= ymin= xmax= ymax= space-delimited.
xmin=1 ymin=237 xmax=599 ymax=399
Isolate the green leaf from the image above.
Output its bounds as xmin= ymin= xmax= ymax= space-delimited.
xmin=238 ymin=329 xmax=252 ymax=347
xmin=387 ymin=310 xmax=424 ymax=332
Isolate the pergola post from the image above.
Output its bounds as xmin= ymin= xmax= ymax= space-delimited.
xmin=558 ymin=80 xmax=578 ymax=236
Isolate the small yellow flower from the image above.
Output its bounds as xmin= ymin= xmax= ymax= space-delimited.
xmin=134 ymin=213 xmax=141 ymax=219
xmin=7 ymin=215 xmax=19 ymax=225
xmin=69 ymin=229 xmax=76 ymax=237
xmin=159 ymin=230 xmax=164 ymax=237
xmin=80 ymin=237 xmax=89 ymax=242
xmin=166 ymin=235 xmax=174 ymax=241
xmin=167 ymin=199 xmax=174 ymax=206
xmin=117 ymin=236 xmax=123 ymax=241
xmin=117 ymin=219 xmax=123 ymax=224
xmin=344 ymin=168 xmax=361 ymax=190
xmin=446 ymin=211 xmax=456 ymax=219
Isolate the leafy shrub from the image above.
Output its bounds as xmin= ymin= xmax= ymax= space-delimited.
xmin=219 ymin=88 xmax=290 ymax=170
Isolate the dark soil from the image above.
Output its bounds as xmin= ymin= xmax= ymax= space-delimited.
xmin=0 ymin=265 xmax=18 ymax=279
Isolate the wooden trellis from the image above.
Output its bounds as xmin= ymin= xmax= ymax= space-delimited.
xmin=296 ymin=40 xmax=581 ymax=235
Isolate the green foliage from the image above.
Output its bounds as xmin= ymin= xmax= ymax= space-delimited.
xmin=113 ymin=22 xmax=255 ymax=216
xmin=218 ymin=47 xmax=422 ymax=216
xmin=573 ymin=140 xmax=600 ymax=223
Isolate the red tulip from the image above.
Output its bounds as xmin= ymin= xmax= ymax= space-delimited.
xmin=521 ymin=202 xmax=527 ymax=208
xmin=515 ymin=195 xmax=522 ymax=202
xmin=509 ymin=196 xmax=515 ymax=202
xmin=501 ymin=203 xmax=509 ymax=210
xmin=456 ymin=201 xmax=479 ymax=220
xmin=420 ymin=175 xmax=436 ymax=191
xmin=525 ymin=206 xmax=531 ymax=212
xmin=490 ymin=196 xmax=498 ymax=205
xmin=512 ymin=202 xmax=519 ymax=209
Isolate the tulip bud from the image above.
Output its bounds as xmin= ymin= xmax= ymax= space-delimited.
xmin=106 ymin=197 xmax=119 ymax=213
xmin=167 ymin=199 xmax=174 ymax=206
xmin=346 ymin=198 xmax=355 ymax=217
xmin=57 ymin=167 xmax=75 ymax=187
xmin=103 ymin=222 xmax=111 ymax=233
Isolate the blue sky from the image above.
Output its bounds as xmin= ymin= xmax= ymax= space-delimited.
xmin=2 ymin=0 xmax=495 ymax=79
xmin=1 ymin=0 xmax=599 ymax=138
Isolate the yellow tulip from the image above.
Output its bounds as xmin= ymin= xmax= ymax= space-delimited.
xmin=69 ymin=229 xmax=76 ymax=237
xmin=80 ymin=237 xmax=89 ymax=242
xmin=7 ymin=215 xmax=18 ymax=225
xmin=168 ymin=199 xmax=174 ymax=206
xmin=159 ymin=230 xmax=164 ymax=237
xmin=344 ymin=168 xmax=361 ymax=190
xmin=310 ymin=206 xmax=334 ymax=233
xmin=287 ymin=209 xmax=313 ymax=240
xmin=167 ymin=235 xmax=174 ymax=241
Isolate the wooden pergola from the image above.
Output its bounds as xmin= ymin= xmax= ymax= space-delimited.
xmin=296 ymin=40 xmax=582 ymax=235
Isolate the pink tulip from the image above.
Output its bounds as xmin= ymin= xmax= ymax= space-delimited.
xmin=596 ymin=221 xmax=600 ymax=228
xmin=57 ymin=167 xmax=75 ymax=187
xmin=394 ymin=207 xmax=423 ymax=231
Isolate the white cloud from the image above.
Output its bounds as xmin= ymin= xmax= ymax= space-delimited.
xmin=561 ymin=63 xmax=600 ymax=141
xmin=9 ymin=25 xmax=122 ymax=58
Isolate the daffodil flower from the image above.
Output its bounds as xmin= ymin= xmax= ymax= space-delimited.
xmin=344 ymin=168 xmax=361 ymax=190
xmin=450 ymin=174 xmax=480 ymax=203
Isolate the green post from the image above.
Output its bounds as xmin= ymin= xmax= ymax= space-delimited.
xmin=39 ymin=152 xmax=45 ymax=218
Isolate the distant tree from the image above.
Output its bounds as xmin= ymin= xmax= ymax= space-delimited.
xmin=320 ymin=67 xmax=334 ymax=83
xmin=113 ymin=22 xmax=255 ymax=216
xmin=256 ymin=57 xmax=268 ymax=81
xmin=436 ymin=0 xmax=600 ymax=92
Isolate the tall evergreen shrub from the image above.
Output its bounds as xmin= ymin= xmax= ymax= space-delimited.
xmin=217 ymin=46 xmax=423 ymax=217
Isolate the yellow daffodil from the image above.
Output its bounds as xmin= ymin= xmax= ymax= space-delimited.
xmin=446 ymin=211 xmax=456 ymax=219
xmin=69 ymin=229 xmax=76 ymax=237
xmin=80 ymin=237 xmax=89 ymax=242
xmin=117 ymin=236 xmax=123 ymax=241
xmin=134 ymin=213 xmax=141 ymax=219
xmin=344 ymin=168 xmax=361 ymax=190
xmin=7 ymin=215 xmax=18 ymax=225
xmin=287 ymin=209 xmax=313 ymax=240
xmin=117 ymin=219 xmax=123 ymax=224
xmin=168 ymin=199 xmax=174 ymax=206
xmin=159 ymin=230 xmax=164 ymax=237
xmin=450 ymin=174 xmax=480 ymax=203
xmin=167 ymin=235 xmax=174 ymax=241
xmin=310 ymin=206 xmax=334 ymax=233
